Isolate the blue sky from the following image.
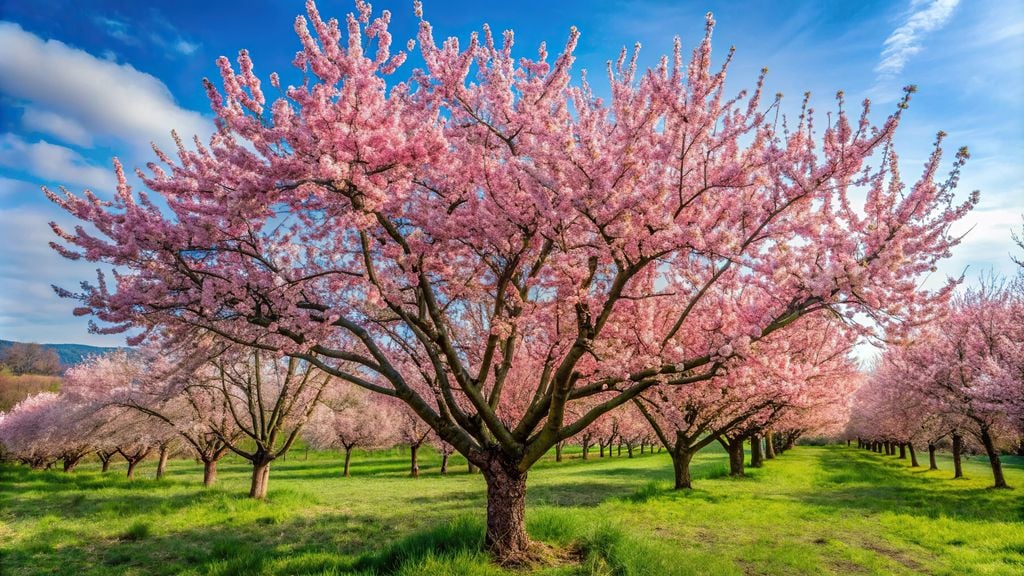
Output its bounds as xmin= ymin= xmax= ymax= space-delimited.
xmin=0 ymin=0 xmax=1021 ymax=346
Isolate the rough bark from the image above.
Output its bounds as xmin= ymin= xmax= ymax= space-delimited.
xmin=898 ymin=442 xmax=906 ymax=460
xmin=482 ymin=455 xmax=530 ymax=564
xmin=250 ymin=459 xmax=272 ymax=498
xmin=203 ymin=459 xmax=218 ymax=487
xmin=750 ymin=434 xmax=764 ymax=468
xmin=928 ymin=443 xmax=938 ymax=470
xmin=979 ymin=426 xmax=1009 ymax=489
xmin=155 ymin=445 xmax=170 ymax=480
xmin=62 ymin=455 xmax=82 ymax=473
xmin=126 ymin=459 xmax=139 ymax=480
xmin=727 ymin=439 xmax=745 ymax=476
xmin=952 ymin=433 xmax=964 ymax=479
xmin=908 ymin=443 xmax=919 ymax=467
xmin=410 ymin=443 xmax=420 ymax=478
xmin=98 ymin=450 xmax=114 ymax=473
xmin=764 ymin=432 xmax=776 ymax=459
xmin=671 ymin=448 xmax=695 ymax=490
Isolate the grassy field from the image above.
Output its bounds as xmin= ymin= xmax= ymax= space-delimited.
xmin=1 ymin=443 xmax=1022 ymax=575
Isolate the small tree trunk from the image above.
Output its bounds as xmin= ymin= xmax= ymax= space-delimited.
xmin=765 ymin=432 xmax=776 ymax=459
xmin=640 ymin=441 xmax=646 ymax=455
xmin=617 ymin=443 xmax=622 ymax=457
xmin=728 ymin=439 xmax=745 ymax=477
xmin=343 ymin=446 xmax=353 ymax=477
xmin=626 ymin=442 xmax=634 ymax=458
xmin=672 ymin=447 xmax=695 ymax=489
xmin=582 ymin=440 xmax=590 ymax=460
xmin=203 ymin=459 xmax=218 ymax=487
xmin=481 ymin=455 xmax=529 ymax=564
xmin=952 ymin=433 xmax=964 ymax=479
xmin=126 ymin=459 xmax=139 ymax=480
xmin=250 ymin=458 xmax=271 ymax=499
xmin=555 ymin=442 xmax=563 ymax=462
xmin=750 ymin=434 xmax=764 ymax=468
xmin=62 ymin=455 xmax=82 ymax=473
xmin=599 ymin=443 xmax=605 ymax=458
xmin=98 ymin=451 xmax=113 ymax=473
xmin=928 ymin=443 xmax=938 ymax=470
xmin=979 ymin=426 xmax=1009 ymax=489
xmin=898 ymin=442 xmax=906 ymax=460
xmin=441 ymin=452 xmax=450 ymax=476
xmin=155 ymin=445 xmax=170 ymax=480
xmin=410 ymin=443 xmax=420 ymax=477
xmin=908 ymin=443 xmax=919 ymax=467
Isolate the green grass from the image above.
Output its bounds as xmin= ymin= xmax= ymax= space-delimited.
xmin=1 ymin=444 xmax=1021 ymax=575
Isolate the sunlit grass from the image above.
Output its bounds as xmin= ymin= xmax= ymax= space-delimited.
xmin=1 ymin=444 xmax=1021 ymax=575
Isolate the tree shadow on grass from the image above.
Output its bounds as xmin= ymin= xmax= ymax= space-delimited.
xmin=795 ymin=449 xmax=1024 ymax=523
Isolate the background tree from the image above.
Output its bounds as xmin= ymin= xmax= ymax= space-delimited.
xmin=0 ymin=343 xmax=62 ymax=376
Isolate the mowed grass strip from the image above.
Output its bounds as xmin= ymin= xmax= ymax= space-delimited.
xmin=1 ymin=444 xmax=1021 ymax=575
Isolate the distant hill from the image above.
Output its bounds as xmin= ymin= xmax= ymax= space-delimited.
xmin=0 ymin=339 xmax=123 ymax=368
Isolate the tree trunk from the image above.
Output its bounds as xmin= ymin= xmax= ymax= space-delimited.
xmin=640 ymin=441 xmax=646 ymax=455
xmin=555 ymin=442 xmax=563 ymax=462
xmin=250 ymin=459 xmax=271 ymax=499
xmin=343 ymin=447 xmax=352 ymax=477
xmin=98 ymin=451 xmax=113 ymax=473
xmin=979 ymin=426 xmax=1009 ymax=489
xmin=468 ymin=462 xmax=478 ymax=474
xmin=728 ymin=439 xmax=745 ymax=477
xmin=599 ymin=443 xmax=605 ymax=458
xmin=908 ymin=443 xmax=919 ymax=467
xmin=898 ymin=442 xmax=906 ymax=460
xmin=750 ymin=434 xmax=764 ymax=468
xmin=764 ymin=432 xmax=776 ymax=459
xmin=126 ymin=459 xmax=139 ymax=480
xmin=410 ymin=443 xmax=420 ymax=477
xmin=617 ymin=443 xmax=622 ymax=457
xmin=671 ymin=448 xmax=695 ymax=489
xmin=482 ymin=456 xmax=530 ymax=564
xmin=626 ymin=442 xmax=634 ymax=458
xmin=582 ymin=440 xmax=590 ymax=460
xmin=441 ymin=452 xmax=450 ymax=476
xmin=203 ymin=459 xmax=218 ymax=487
xmin=928 ymin=443 xmax=938 ymax=470
xmin=155 ymin=445 xmax=170 ymax=480
xmin=952 ymin=433 xmax=964 ymax=479
xmin=62 ymin=455 xmax=82 ymax=473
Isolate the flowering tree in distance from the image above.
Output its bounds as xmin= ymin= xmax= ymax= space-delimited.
xmin=47 ymin=1 xmax=977 ymax=561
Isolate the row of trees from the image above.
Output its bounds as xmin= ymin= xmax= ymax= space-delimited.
xmin=31 ymin=1 xmax=977 ymax=562
xmin=1 ymin=311 xmax=852 ymax=487
xmin=846 ymin=279 xmax=1024 ymax=488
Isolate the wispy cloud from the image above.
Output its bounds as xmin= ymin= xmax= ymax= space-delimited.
xmin=0 ymin=22 xmax=209 ymax=155
xmin=876 ymin=0 xmax=960 ymax=79
xmin=0 ymin=134 xmax=115 ymax=191
xmin=94 ymin=11 xmax=201 ymax=57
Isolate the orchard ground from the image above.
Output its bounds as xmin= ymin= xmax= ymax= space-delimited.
xmin=1 ymin=445 xmax=1022 ymax=576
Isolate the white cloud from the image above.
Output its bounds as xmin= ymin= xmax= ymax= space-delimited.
xmin=0 ymin=134 xmax=116 ymax=192
xmin=0 ymin=176 xmax=37 ymax=199
xmin=876 ymin=0 xmax=960 ymax=77
xmin=94 ymin=16 xmax=136 ymax=46
xmin=0 ymin=21 xmax=209 ymax=154
xmin=174 ymin=39 xmax=199 ymax=56
xmin=20 ymin=106 xmax=94 ymax=147
xmin=0 ymin=206 xmax=128 ymax=347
